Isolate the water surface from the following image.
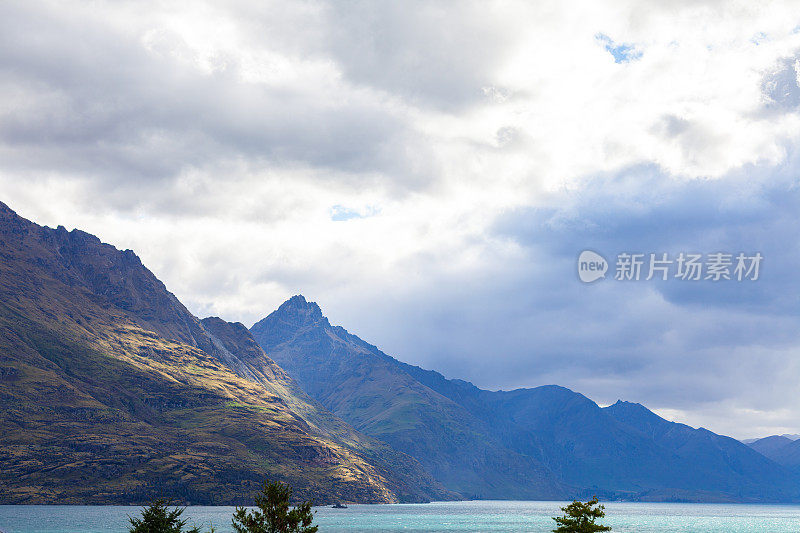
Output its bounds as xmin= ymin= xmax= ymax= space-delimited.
xmin=3 ymin=500 xmax=800 ymax=532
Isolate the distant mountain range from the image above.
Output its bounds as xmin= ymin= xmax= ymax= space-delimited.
xmin=251 ymin=296 xmax=800 ymax=503
xmin=745 ymin=436 xmax=800 ymax=471
xmin=1 ymin=200 xmax=798 ymax=504
xmin=0 ymin=202 xmax=449 ymax=504
xmin=742 ymin=434 xmax=800 ymax=444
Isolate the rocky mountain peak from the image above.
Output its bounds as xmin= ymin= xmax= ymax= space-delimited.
xmin=273 ymin=295 xmax=326 ymax=326
xmin=249 ymin=295 xmax=331 ymax=353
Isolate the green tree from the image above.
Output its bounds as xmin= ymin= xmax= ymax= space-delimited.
xmin=552 ymin=496 xmax=612 ymax=533
xmin=232 ymin=480 xmax=318 ymax=533
xmin=129 ymin=499 xmax=212 ymax=533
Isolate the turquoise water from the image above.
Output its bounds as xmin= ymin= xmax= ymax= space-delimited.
xmin=3 ymin=501 xmax=800 ymax=532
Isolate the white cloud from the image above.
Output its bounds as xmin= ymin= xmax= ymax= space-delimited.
xmin=3 ymin=0 xmax=800 ymax=437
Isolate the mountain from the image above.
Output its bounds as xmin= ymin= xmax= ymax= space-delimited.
xmin=742 ymin=434 xmax=800 ymax=445
xmin=251 ymin=296 xmax=800 ymax=503
xmin=0 ymin=202 xmax=450 ymax=504
xmin=603 ymin=401 xmax=796 ymax=501
xmin=402 ymin=363 xmax=799 ymax=502
xmin=747 ymin=436 xmax=800 ymax=470
xmin=250 ymin=296 xmax=568 ymax=499
xmin=746 ymin=436 xmax=794 ymax=460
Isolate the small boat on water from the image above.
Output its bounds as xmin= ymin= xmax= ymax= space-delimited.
xmin=331 ymin=503 xmax=348 ymax=509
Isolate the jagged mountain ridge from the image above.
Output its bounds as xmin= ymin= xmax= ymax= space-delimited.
xmin=251 ymin=295 xmax=800 ymax=503
xmin=0 ymin=202 xmax=450 ymax=504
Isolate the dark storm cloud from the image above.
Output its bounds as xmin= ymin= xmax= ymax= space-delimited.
xmin=499 ymin=162 xmax=800 ymax=316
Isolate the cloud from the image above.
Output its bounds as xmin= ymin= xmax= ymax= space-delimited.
xmin=762 ymin=53 xmax=800 ymax=111
xmin=3 ymin=0 xmax=800 ymax=437
xmin=320 ymin=1 xmax=517 ymax=110
xmin=0 ymin=1 xmax=430 ymax=204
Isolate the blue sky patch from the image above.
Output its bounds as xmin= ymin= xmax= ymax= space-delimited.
xmin=596 ymin=33 xmax=642 ymax=63
xmin=330 ymin=204 xmax=381 ymax=221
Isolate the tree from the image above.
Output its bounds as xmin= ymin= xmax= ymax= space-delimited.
xmin=552 ymin=496 xmax=612 ymax=533
xmin=232 ymin=480 xmax=318 ymax=533
xmin=129 ymin=499 xmax=212 ymax=533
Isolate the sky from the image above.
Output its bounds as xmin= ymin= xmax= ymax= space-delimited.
xmin=2 ymin=0 xmax=800 ymax=438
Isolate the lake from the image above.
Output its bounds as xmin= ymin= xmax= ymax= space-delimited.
xmin=3 ymin=500 xmax=800 ymax=532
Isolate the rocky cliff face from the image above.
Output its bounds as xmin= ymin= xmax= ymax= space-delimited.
xmin=0 ymin=201 xmax=451 ymax=504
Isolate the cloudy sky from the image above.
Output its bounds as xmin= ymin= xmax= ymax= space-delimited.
xmin=3 ymin=0 xmax=800 ymax=438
